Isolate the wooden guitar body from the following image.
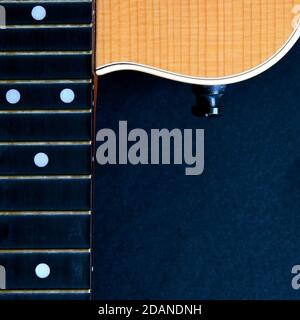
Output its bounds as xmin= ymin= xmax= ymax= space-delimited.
xmin=96 ymin=0 xmax=300 ymax=85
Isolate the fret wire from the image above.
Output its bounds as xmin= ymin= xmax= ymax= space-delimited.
xmin=5 ymin=24 xmax=92 ymax=29
xmin=0 ymin=141 xmax=91 ymax=145
xmin=0 ymin=110 xmax=92 ymax=114
xmin=0 ymin=175 xmax=91 ymax=179
xmin=0 ymin=290 xmax=91 ymax=294
xmin=0 ymin=211 xmax=91 ymax=216
xmin=0 ymin=0 xmax=92 ymax=3
xmin=0 ymin=80 xmax=92 ymax=84
xmin=0 ymin=249 xmax=90 ymax=254
xmin=0 ymin=51 xmax=92 ymax=55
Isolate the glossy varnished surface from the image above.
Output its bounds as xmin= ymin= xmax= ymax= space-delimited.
xmin=96 ymin=0 xmax=300 ymax=83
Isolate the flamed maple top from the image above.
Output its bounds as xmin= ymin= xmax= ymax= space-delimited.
xmin=96 ymin=0 xmax=300 ymax=85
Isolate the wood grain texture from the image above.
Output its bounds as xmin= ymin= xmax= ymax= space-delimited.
xmin=96 ymin=0 xmax=300 ymax=82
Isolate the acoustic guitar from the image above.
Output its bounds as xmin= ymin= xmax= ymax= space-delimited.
xmin=96 ymin=0 xmax=300 ymax=115
xmin=0 ymin=0 xmax=298 ymax=300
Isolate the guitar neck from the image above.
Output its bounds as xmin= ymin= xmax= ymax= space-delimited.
xmin=0 ymin=0 xmax=93 ymax=300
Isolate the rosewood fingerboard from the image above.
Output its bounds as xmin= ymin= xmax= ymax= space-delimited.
xmin=0 ymin=1 xmax=93 ymax=300
xmin=96 ymin=0 xmax=299 ymax=79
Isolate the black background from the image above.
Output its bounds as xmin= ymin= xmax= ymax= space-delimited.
xmin=93 ymin=41 xmax=300 ymax=300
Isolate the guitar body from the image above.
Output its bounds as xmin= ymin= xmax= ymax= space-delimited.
xmin=96 ymin=0 xmax=300 ymax=84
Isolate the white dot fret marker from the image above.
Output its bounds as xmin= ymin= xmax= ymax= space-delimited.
xmin=6 ymin=89 xmax=21 ymax=104
xmin=34 ymin=152 xmax=49 ymax=168
xmin=60 ymin=88 xmax=75 ymax=104
xmin=35 ymin=263 xmax=50 ymax=279
xmin=31 ymin=6 xmax=46 ymax=21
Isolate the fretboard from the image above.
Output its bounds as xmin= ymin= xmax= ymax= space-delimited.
xmin=0 ymin=0 xmax=93 ymax=300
